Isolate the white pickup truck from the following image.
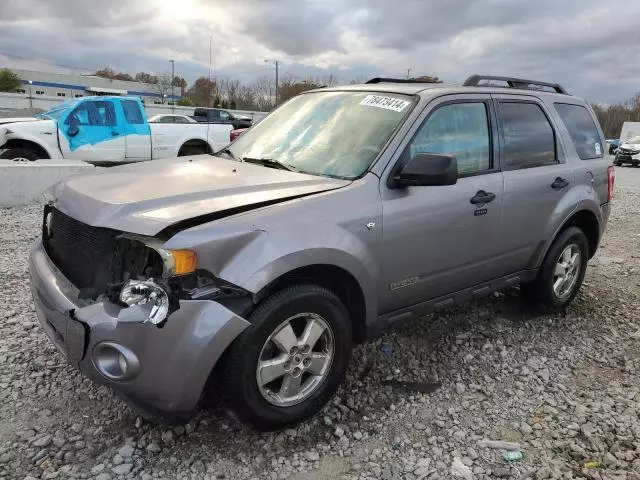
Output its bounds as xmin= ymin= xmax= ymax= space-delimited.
xmin=0 ymin=96 xmax=233 ymax=165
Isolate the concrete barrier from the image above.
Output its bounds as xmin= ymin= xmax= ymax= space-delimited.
xmin=0 ymin=160 xmax=95 ymax=207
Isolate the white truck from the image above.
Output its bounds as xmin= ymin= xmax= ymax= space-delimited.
xmin=0 ymin=96 xmax=233 ymax=165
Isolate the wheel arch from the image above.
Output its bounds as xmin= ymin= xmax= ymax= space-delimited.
xmin=177 ymin=138 xmax=213 ymax=156
xmin=536 ymin=209 xmax=600 ymax=267
xmin=2 ymin=139 xmax=52 ymax=159
xmin=255 ymin=264 xmax=368 ymax=343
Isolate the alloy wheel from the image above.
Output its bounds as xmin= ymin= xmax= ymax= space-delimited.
xmin=553 ymin=243 xmax=582 ymax=299
xmin=256 ymin=313 xmax=334 ymax=407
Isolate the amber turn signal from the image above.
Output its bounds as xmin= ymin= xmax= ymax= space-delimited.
xmin=171 ymin=250 xmax=197 ymax=275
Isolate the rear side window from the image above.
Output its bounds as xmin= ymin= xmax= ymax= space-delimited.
xmin=499 ymin=102 xmax=556 ymax=170
xmin=554 ymin=103 xmax=603 ymax=159
xmin=122 ymin=100 xmax=145 ymax=124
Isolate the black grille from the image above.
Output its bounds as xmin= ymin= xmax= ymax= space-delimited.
xmin=43 ymin=206 xmax=119 ymax=292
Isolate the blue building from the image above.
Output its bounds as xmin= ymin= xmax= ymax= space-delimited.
xmin=11 ymin=68 xmax=181 ymax=105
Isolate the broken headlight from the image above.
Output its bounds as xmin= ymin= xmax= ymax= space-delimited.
xmin=119 ymin=279 xmax=170 ymax=325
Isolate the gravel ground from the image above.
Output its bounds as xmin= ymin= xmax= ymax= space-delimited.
xmin=1 ymin=166 xmax=639 ymax=480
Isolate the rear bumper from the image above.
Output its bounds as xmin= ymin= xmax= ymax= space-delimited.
xmin=29 ymin=238 xmax=250 ymax=413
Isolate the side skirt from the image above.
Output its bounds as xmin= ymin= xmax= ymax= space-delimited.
xmin=368 ymin=270 xmax=538 ymax=339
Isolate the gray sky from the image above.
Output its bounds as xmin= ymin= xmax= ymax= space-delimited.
xmin=0 ymin=0 xmax=638 ymax=103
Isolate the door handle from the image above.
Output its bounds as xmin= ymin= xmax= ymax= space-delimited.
xmin=551 ymin=177 xmax=569 ymax=190
xmin=111 ymin=131 xmax=120 ymax=136
xmin=470 ymin=190 xmax=496 ymax=205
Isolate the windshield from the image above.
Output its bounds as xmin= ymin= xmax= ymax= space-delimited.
xmin=626 ymin=135 xmax=640 ymax=145
xmin=36 ymin=99 xmax=81 ymax=120
xmin=226 ymin=91 xmax=414 ymax=179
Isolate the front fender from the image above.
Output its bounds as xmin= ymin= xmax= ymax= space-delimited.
xmin=2 ymin=131 xmax=61 ymax=159
xmin=164 ymin=220 xmax=380 ymax=326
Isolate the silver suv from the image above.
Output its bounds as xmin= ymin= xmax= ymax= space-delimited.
xmin=29 ymin=75 xmax=614 ymax=430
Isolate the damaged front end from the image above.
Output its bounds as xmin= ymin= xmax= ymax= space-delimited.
xmin=32 ymin=205 xmax=253 ymax=414
xmin=42 ymin=205 xmax=252 ymax=327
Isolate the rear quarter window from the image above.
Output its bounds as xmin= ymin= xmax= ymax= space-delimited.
xmin=122 ymin=100 xmax=145 ymax=125
xmin=554 ymin=103 xmax=603 ymax=160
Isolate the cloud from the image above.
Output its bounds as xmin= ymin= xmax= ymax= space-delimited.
xmin=0 ymin=0 xmax=638 ymax=103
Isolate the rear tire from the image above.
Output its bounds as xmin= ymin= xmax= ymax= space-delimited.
xmin=222 ymin=285 xmax=352 ymax=431
xmin=0 ymin=147 xmax=40 ymax=161
xmin=521 ymin=226 xmax=589 ymax=310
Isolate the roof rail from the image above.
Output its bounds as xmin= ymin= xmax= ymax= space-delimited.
xmin=463 ymin=75 xmax=568 ymax=95
xmin=366 ymin=77 xmax=427 ymax=84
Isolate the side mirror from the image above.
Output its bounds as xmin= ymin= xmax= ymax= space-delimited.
xmin=67 ymin=124 xmax=79 ymax=138
xmin=393 ymin=153 xmax=458 ymax=188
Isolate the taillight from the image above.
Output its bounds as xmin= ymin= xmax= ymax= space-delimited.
xmin=607 ymin=165 xmax=615 ymax=201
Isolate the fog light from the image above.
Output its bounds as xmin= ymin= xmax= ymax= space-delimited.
xmin=93 ymin=342 xmax=140 ymax=381
xmin=119 ymin=279 xmax=169 ymax=325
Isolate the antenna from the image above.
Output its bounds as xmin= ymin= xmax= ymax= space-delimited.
xmin=206 ymin=34 xmax=213 ymax=154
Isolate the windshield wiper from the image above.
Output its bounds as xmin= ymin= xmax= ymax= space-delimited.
xmin=242 ymin=157 xmax=298 ymax=172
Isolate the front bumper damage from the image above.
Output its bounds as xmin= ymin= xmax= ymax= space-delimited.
xmin=29 ymin=239 xmax=250 ymax=414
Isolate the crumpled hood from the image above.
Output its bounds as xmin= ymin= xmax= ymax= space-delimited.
xmin=50 ymin=156 xmax=350 ymax=236
xmin=0 ymin=117 xmax=43 ymax=126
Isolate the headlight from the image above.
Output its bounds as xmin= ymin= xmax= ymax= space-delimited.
xmin=119 ymin=279 xmax=170 ymax=325
xmin=118 ymin=233 xmax=197 ymax=277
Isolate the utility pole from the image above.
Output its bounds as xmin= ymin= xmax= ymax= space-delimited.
xmin=275 ymin=60 xmax=279 ymax=107
xmin=169 ymin=60 xmax=175 ymax=112
xmin=28 ymin=80 xmax=33 ymax=109
xmin=265 ymin=59 xmax=279 ymax=108
xmin=406 ymin=68 xmax=412 ymax=80
xmin=209 ymin=35 xmax=213 ymax=108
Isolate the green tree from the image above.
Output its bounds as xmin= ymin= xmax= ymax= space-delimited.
xmin=177 ymin=98 xmax=194 ymax=106
xmin=0 ymin=69 xmax=21 ymax=92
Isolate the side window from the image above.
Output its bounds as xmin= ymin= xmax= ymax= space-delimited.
xmin=122 ymin=100 xmax=145 ymax=125
xmin=499 ymin=102 xmax=556 ymax=170
xmin=219 ymin=110 xmax=231 ymax=121
xmin=175 ymin=117 xmax=188 ymax=124
xmin=406 ymin=102 xmax=491 ymax=174
xmin=554 ymin=103 xmax=603 ymax=160
xmin=93 ymin=101 xmax=116 ymax=127
xmin=66 ymin=101 xmax=116 ymax=127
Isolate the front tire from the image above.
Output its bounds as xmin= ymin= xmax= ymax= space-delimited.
xmin=0 ymin=147 xmax=40 ymax=161
xmin=222 ymin=285 xmax=353 ymax=431
xmin=521 ymin=226 xmax=589 ymax=310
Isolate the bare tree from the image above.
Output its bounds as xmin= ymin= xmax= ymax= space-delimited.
xmin=152 ymin=74 xmax=173 ymax=103
xmin=593 ymin=93 xmax=640 ymax=138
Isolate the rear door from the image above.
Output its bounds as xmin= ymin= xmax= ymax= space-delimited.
xmin=492 ymin=94 xmax=576 ymax=274
xmin=379 ymin=94 xmax=505 ymax=312
xmin=120 ymin=99 xmax=151 ymax=160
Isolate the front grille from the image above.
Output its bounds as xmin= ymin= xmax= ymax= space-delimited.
xmin=43 ymin=206 xmax=119 ymax=293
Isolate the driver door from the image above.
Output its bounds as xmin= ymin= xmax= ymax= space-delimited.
xmin=58 ymin=99 xmax=126 ymax=162
xmin=379 ymin=95 xmax=505 ymax=313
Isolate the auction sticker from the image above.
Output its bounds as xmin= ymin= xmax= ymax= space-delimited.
xmin=360 ymin=95 xmax=411 ymax=112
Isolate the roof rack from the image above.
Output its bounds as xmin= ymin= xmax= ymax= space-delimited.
xmin=463 ymin=75 xmax=568 ymax=95
xmin=366 ymin=77 xmax=427 ymax=84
